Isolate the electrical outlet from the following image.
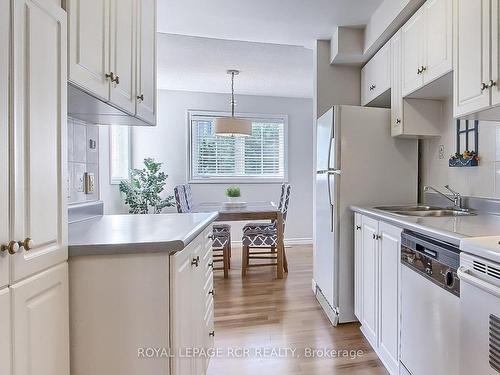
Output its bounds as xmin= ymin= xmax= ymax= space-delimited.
xmin=439 ymin=145 xmax=445 ymax=159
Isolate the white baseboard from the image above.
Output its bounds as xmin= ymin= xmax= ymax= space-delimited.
xmin=231 ymin=237 xmax=313 ymax=246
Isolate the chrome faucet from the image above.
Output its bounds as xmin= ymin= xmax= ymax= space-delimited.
xmin=423 ymin=185 xmax=464 ymax=210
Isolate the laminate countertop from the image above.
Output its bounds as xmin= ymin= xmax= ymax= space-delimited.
xmin=68 ymin=213 xmax=218 ymax=257
xmin=351 ymin=206 xmax=500 ymax=246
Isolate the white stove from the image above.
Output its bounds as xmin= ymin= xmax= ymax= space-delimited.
xmin=459 ymin=237 xmax=500 ymax=375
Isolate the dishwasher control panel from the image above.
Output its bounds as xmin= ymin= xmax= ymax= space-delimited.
xmin=401 ymin=231 xmax=460 ymax=297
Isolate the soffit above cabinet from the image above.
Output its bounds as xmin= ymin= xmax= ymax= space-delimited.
xmin=330 ymin=0 xmax=425 ymax=66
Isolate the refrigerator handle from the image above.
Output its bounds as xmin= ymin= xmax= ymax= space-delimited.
xmin=327 ymin=173 xmax=335 ymax=232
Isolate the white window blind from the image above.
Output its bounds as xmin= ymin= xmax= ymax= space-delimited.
xmin=189 ymin=112 xmax=287 ymax=182
xmin=109 ymin=125 xmax=131 ymax=184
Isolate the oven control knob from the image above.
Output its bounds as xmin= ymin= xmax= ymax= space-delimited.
xmin=445 ymin=270 xmax=454 ymax=288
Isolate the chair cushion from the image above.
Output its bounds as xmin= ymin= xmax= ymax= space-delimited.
xmin=242 ymin=222 xmax=275 ymax=233
xmin=242 ymin=231 xmax=277 ymax=247
xmin=212 ymin=233 xmax=229 ymax=249
xmin=213 ymin=224 xmax=231 ymax=234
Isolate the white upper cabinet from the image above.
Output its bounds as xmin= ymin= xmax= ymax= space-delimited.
xmin=361 ymin=42 xmax=391 ymax=106
xmin=66 ymin=0 xmax=157 ymax=124
xmin=424 ymin=0 xmax=453 ymax=84
xmin=136 ymin=0 xmax=157 ymax=124
xmin=109 ymin=0 xmax=136 ymax=114
xmin=402 ymin=0 xmax=452 ymax=97
xmin=401 ymin=10 xmax=425 ymax=96
xmin=12 ymin=0 xmax=68 ymax=282
xmin=67 ymin=0 xmax=110 ymax=101
xmin=454 ymin=0 xmax=492 ymax=117
xmin=0 ymin=0 xmax=10 ymax=290
xmin=11 ymin=263 xmax=69 ymax=375
xmin=390 ymin=30 xmax=404 ymax=137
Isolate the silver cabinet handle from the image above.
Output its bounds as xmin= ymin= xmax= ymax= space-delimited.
xmin=191 ymin=256 xmax=200 ymax=267
xmin=137 ymin=94 xmax=144 ymax=102
xmin=356 ymin=225 xmax=361 ymax=230
xmin=209 ymin=331 xmax=215 ymax=337
xmin=208 ymin=290 xmax=215 ymax=296
xmin=481 ymin=82 xmax=488 ymax=91
xmin=396 ymin=119 xmax=402 ymax=124
xmin=105 ymin=72 xmax=115 ymax=81
xmin=488 ymin=80 xmax=497 ymax=88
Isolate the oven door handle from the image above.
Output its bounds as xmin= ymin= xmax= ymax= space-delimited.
xmin=458 ymin=266 xmax=500 ymax=298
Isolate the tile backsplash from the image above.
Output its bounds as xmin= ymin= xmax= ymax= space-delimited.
xmin=68 ymin=117 xmax=99 ymax=204
xmin=421 ymin=98 xmax=500 ymax=199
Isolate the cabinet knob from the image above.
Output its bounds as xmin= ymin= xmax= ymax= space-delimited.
xmin=421 ymin=66 xmax=427 ymax=72
xmin=137 ymin=94 xmax=144 ymax=102
xmin=1 ymin=241 xmax=20 ymax=255
xmin=417 ymin=67 xmax=422 ymax=75
xmin=488 ymin=80 xmax=497 ymax=88
xmin=356 ymin=225 xmax=361 ymax=230
xmin=208 ymin=290 xmax=215 ymax=296
xmin=208 ymin=234 xmax=216 ymax=241
xmin=105 ymin=72 xmax=115 ymax=81
xmin=191 ymin=256 xmax=200 ymax=267
xmin=113 ymin=75 xmax=120 ymax=85
xmin=19 ymin=238 xmax=33 ymax=251
xmin=481 ymin=82 xmax=488 ymax=91
xmin=209 ymin=331 xmax=215 ymax=337
xmin=396 ymin=119 xmax=402 ymax=124
xmin=208 ymin=262 xmax=214 ymax=268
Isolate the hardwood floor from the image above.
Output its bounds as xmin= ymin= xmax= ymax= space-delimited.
xmin=207 ymin=245 xmax=388 ymax=375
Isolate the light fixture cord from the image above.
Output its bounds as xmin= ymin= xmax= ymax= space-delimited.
xmin=231 ymin=71 xmax=235 ymax=117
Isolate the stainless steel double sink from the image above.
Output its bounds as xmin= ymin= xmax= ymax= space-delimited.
xmin=374 ymin=205 xmax=477 ymax=217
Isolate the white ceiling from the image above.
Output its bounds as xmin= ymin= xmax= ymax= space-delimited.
xmin=157 ymin=33 xmax=314 ymax=98
xmin=157 ymin=0 xmax=384 ymax=48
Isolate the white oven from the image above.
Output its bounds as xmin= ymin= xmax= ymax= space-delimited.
xmin=458 ymin=252 xmax=500 ymax=375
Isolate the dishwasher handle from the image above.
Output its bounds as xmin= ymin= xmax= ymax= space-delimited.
xmin=458 ymin=266 xmax=500 ymax=298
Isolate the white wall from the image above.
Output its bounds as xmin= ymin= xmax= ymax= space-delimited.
xmin=421 ymin=97 xmax=500 ymax=199
xmin=127 ymin=89 xmax=314 ymax=242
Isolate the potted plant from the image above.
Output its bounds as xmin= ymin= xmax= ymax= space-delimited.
xmin=119 ymin=158 xmax=175 ymax=214
xmin=225 ymin=186 xmax=241 ymax=203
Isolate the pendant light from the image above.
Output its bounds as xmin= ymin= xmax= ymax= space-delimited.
xmin=214 ymin=70 xmax=252 ymax=137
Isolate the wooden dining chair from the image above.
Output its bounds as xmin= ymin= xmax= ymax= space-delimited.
xmin=174 ymin=184 xmax=232 ymax=278
xmin=241 ymin=184 xmax=291 ymax=276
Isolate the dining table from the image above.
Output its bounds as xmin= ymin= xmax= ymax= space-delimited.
xmin=192 ymin=201 xmax=285 ymax=279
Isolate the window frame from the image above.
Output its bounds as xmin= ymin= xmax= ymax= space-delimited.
xmin=109 ymin=125 xmax=132 ymax=185
xmin=187 ymin=110 xmax=289 ymax=184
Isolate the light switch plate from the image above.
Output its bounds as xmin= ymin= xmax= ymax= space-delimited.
xmin=439 ymin=145 xmax=445 ymax=159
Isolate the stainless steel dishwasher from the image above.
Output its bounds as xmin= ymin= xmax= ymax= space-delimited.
xmin=400 ymin=231 xmax=460 ymax=375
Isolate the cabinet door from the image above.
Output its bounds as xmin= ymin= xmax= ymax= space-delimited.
xmin=354 ymin=213 xmax=363 ymax=321
xmin=170 ymin=241 xmax=195 ymax=375
xmin=423 ymin=0 xmax=453 ymax=84
xmin=378 ymin=222 xmax=402 ymax=375
xmin=390 ymin=30 xmax=404 ymax=137
xmin=490 ymin=0 xmax=500 ymax=106
xmin=454 ymin=0 xmax=491 ymax=116
xmin=0 ymin=288 xmax=10 ymax=375
xmin=0 ymin=0 xmax=9 ymax=289
xmin=401 ymin=9 xmax=425 ymax=96
xmin=12 ymin=0 xmax=68 ymax=282
xmin=362 ymin=43 xmax=391 ymax=106
xmin=109 ymin=0 xmax=136 ymax=114
xmin=67 ymin=0 xmax=110 ymax=101
xmin=136 ymin=0 xmax=156 ymax=124
xmin=361 ymin=215 xmax=378 ymax=347
xmin=11 ymin=263 xmax=69 ymax=375
xmin=361 ymin=60 xmax=373 ymax=106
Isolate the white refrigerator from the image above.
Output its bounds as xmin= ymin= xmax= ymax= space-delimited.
xmin=313 ymin=106 xmax=418 ymax=325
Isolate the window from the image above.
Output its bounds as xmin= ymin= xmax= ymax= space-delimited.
xmin=189 ymin=111 xmax=287 ymax=182
xmin=109 ymin=125 xmax=131 ymax=184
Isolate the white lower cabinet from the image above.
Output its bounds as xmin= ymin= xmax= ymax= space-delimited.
xmin=355 ymin=214 xmax=402 ymax=375
xmin=11 ymin=263 xmax=69 ymax=375
xmin=171 ymin=226 xmax=214 ymax=375
xmin=0 ymin=287 xmax=11 ymax=375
